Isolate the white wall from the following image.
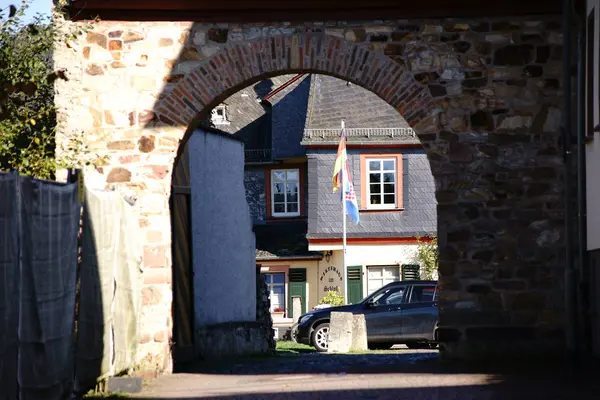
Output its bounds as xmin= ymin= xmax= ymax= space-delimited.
xmin=189 ymin=129 xmax=256 ymax=326
xmin=587 ymin=0 xmax=600 ymax=250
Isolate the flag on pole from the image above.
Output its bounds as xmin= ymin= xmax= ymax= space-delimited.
xmin=342 ymin=163 xmax=360 ymax=224
xmin=332 ymin=129 xmax=347 ymax=192
xmin=332 ymin=128 xmax=360 ymax=224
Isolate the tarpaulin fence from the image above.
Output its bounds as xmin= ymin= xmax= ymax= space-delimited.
xmin=75 ymin=184 xmax=143 ymax=391
xmin=0 ymin=171 xmax=80 ymax=400
xmin=0 ymin=170 xmax=143 ymax=399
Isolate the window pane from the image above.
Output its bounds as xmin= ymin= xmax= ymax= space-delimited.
xmin=410 ymin=285 xmax=437 ymax=303
xmin=370 ymin=195 xmax=380 ymax=205
xmin=273 ymin=183 xmax=284 ymax=194
xmin=272 ymin=274 xmax=285 ymax=284
xmin=369 ymin=160 xmax=381 ymax=171
xmin=287 ymin=203 xmax=298 ymax=213
xmin=383 ymin=160 xmax=395 ymax=171
xmin=286 ymin=183 xmax=298 ymax=195
xmin=274 ymin=204 xmax=285 ymax=213
xmin=273 ymin=171 xmax=285 ymax=181
xmin=272 ymin=285 xmax=285 ymax=295
xmin=369 ymin=173 xmax=380 ymax=184
xmin=264 ymin=274 xmax=271 ymax=284
xmin=274 ymin=193 xmax=285 ymax=202
xmin=368 ymin=268 xmax=382 ymax=279
xmin=370 ymin=184 xmax=381 ymax=194
xmin=383 ymin=184 xmax=395 ymax=194
xmin=383 ymin=194 xmax=395 ymax=204
xmin=385 ymin=289 xmax=405 ymax=305
xmin=384 ymin=267 xmax=399 ymax=278
xmin=286 ymin=170 xmax=299 ymax=181
xmin=369 ymin=280 xmax=384 ymax=296
xmin=383 ymin=173 xmax=395 ymax=183
xmin=271 ymin=293 xmax=284 ymax=310
xmin=287 ymin=193 xmax=298 ymax=203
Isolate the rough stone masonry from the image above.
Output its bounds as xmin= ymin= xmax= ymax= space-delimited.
xmin=54 ymin=16 xmax=566 ymax=372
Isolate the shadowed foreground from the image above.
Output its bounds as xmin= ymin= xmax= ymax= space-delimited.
xmin=121 ymin=348 xmax=600 ymax=399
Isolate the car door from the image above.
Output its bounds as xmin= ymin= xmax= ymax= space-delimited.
xmin=362 ymin=284 xmax=407 ymax=341
xmin=400 ymin=284 xmax=438 ymax=341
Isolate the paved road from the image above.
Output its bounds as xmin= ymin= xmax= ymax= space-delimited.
xmin=133 ymin=348 xmax=600 ymax=400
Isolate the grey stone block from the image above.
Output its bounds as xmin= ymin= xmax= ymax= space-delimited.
xmin=328 ymin=312 xmax=354 ymax=353
xmin=106 ymin=377 xmax=142 ymax=393
xmin=351 ymin=314 xmax=368 ymax=352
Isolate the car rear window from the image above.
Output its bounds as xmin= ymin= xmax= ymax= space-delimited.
xmin=409 ymin=285 xmax=438 ymax=303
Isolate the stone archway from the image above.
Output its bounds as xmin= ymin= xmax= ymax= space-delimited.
xmin=55 ymin=18 xmax=566 ymax=371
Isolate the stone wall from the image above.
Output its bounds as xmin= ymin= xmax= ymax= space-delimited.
xmin=244 ymin=168 xmax=266 ymax=223
xmin=256 ymin=268 xmax=276 ymax=351
xmin=54 ymin=16 xmax=566 ymax=367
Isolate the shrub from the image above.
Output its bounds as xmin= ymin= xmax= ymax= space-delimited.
xmin=318 ymin=289 xmax=344 ymax=306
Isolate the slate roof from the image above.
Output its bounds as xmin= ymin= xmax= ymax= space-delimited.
xmin=254 ymin=221 xmax=322 ymax=260
xmin=301 ymin=75 xmax=419 ymax=146
xmin=209 ymin=74 xmax=309 ymax=152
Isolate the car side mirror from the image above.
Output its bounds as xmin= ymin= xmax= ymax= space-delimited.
xmin=365 ymin=299 xmax=376 ymax=308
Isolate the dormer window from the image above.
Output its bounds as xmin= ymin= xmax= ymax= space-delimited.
xmin=211 ymin=105 xmax=229 ymax=125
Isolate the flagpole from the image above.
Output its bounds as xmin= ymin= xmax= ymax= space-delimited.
xmin=341 ymin=120 xmax=348 ymax=305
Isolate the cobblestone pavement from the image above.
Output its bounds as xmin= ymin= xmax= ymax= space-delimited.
xmin=134 ymin=348 xmax=600 ymax=400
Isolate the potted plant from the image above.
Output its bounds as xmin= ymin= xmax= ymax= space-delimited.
xmin=272 ymin=307 xmax=285 ymax=318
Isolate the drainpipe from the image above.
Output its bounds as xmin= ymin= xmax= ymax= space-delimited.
xmin=575 ymin=1 xmax=591 ymax=355
xmin=563 ymin=0 xmax=578 ymax=360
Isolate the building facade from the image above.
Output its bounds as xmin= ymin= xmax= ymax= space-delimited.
xmin=211 ymin=73 xmax=436 ymax=333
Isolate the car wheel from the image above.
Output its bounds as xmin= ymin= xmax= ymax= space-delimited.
xmin=311 ymin=323 xmax=330 ymax=352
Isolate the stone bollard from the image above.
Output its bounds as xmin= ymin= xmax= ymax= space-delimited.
xmin=350 ymin=314 xmax=368 ymax=352
xmin=328 ymin=312 xmax=369 ymax=353
xmin=327 ymin=312 xmax=354 ymax=353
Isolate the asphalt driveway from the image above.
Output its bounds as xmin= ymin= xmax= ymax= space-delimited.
xmin=128 ymin=347 xmax=599 ymax=400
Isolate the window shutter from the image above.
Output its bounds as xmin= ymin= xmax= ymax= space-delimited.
xmin=402 ymin=157 xmax=409 ymax=210
xmin=347 ymin=266 xmax=363 ymax=305
xmin=288 ymin=268 xmax=307 ymax=319
xmin=402 ymin=264 xmax=420 ymax=281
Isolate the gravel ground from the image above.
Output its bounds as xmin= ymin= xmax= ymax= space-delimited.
xmin=132 ymin=347 xmax=600 ymax=400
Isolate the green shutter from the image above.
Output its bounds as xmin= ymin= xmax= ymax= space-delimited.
xmin=288 ymin=268 xmax=307 ymax=319
xmin=402 ymin=264 xmax=421 ymax=281
xmin=347 ymin=266 xmax=363 ymax=304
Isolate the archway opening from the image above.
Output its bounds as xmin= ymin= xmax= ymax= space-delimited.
xmin=169 ymin=71 xmax=439 ymax=367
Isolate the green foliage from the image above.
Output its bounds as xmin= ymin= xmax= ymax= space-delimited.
xmin=318 ymin=289 xmax=345 ymax=306
xmin=416 ymin=235 xmax=439 ymax=280
xmin=0 ymin=1 xmax=97 ymax=179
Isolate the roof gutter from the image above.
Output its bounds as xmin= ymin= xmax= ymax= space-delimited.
xmin=256 ymin=255 xmax=323 ymax=262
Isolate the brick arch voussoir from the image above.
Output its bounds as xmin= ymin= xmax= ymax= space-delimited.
xmin=155 ymin=32 xmax=435 ymax=145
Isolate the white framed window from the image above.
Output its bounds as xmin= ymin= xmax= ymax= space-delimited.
xmin=210 ymin=105 xmax=229 ymax=125
xmin=367 ymin=158 xmax=396 ymax=209
xmin=271 ymin=169 xmax=300 ymax=217
xmin=265 ymin=273 xmax=286 ymax=313
xmin=367 ymin=265 xmax=400 ymax=295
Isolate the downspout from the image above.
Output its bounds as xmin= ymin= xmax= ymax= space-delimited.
xmin=575 ymin=1 xmax=591 ymax=354
xmin=563 ymin=0 xmax=578 ymax=359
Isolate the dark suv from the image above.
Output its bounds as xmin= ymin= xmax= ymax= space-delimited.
xmin=292 ymin=280 xmax=438 ymax=352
